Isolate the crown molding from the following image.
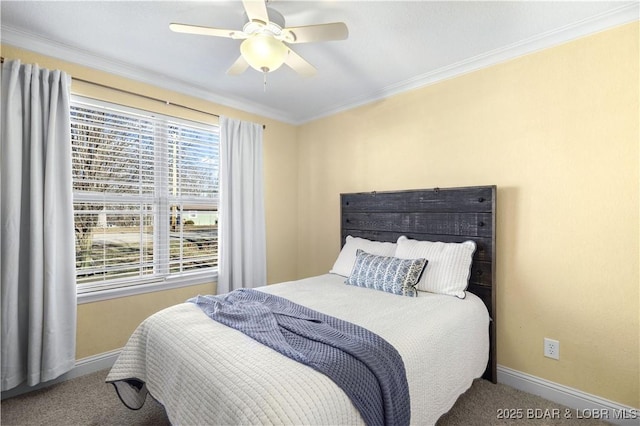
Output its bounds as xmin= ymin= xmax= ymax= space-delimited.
xmin=302 ymin=2 xmax=640 ymax=124
xmin=2 ymin=2 xmax=638 ymax=126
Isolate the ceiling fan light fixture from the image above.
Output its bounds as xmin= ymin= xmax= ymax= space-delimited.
xmin=170 ymin=0 xmax=347 ymax=78
xmin=240 ymin=34 xmax=288 ymax=73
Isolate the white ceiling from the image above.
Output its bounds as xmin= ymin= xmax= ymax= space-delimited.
xmin=1 ymin=1 xmax=638 ymax=124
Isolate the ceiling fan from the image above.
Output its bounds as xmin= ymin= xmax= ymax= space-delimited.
xmin=169 ymin=0 xmax=349 ymax=77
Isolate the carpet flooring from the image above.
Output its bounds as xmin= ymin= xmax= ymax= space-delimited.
xmin=1 ymin=369 xmax=611 ymax=425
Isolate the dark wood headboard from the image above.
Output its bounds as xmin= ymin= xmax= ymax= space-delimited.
xmin=340 ymin=185 xmax=497 ymax=383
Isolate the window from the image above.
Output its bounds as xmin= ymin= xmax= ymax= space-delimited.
xmin=71 ymin=97 xmax=219 ymax=296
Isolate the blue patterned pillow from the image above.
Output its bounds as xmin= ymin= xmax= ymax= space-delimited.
xmin=346 ymin=249 xmax=428 ymax=297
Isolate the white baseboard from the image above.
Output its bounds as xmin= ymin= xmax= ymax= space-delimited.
xmin=498 ymin=365 xmax=639 ymax=426
xmin=1 ymin=348 xmax=121 ymax=401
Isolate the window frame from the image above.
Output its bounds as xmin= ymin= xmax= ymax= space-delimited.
xmin=71 ymin=96 xmax=219 ymax=304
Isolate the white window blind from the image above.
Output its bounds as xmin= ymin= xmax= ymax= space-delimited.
xmin=70 ymin=97 xmax=219 ymax=293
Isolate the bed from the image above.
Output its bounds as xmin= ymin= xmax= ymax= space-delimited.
xmin=107 ymin=185 xmax=497 ymax=425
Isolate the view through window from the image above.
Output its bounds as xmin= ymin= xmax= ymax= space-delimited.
xmin=70 ymin=97 xmax=219 ymax=292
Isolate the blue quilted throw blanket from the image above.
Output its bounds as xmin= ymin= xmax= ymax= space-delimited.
xmin=188 ymin=289 xmax=410 ymax=426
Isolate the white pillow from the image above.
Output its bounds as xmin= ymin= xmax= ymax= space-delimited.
xmin=329 ymin=236 xmax=397 ymax=277
xmin=394 ymin=236 xmax=476 ymax=298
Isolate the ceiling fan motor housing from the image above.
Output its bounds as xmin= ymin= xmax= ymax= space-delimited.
xmin=243 ymin=7 xmax=286 ymax=37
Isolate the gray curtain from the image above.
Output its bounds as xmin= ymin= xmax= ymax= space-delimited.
xmin=218 ymin=116 xmax=266 ymax=294
xmin=1 ymin=59 xmax=77 ymax=391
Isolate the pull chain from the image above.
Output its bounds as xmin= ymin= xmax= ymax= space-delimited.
xmin=261 ymin=66 xmax=268 ymax=92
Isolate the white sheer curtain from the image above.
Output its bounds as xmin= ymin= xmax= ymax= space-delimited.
xmin=1 ymin=60 xmax=77 ymax=391
xmin=218 ymin=116 xmax=266 ymax=294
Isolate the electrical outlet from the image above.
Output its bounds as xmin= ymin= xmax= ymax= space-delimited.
xmin=544 ymin=338 xmax=560 ymax=360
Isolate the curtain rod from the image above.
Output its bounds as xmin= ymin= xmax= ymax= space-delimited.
xmin=1 ymin=56 xmax=266 ymax=129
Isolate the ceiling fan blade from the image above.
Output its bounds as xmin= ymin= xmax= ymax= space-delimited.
xmin=284 ymin=48 xmax=316 ymax=77
xmin=169 ymin=23 xmax=246 ymax=39
xmin=242 ymin=0 xmax=269 ymax=24
xmin=227 ymin=56 xmax=250 ymax=76
xmin=284 ymin=22 xmax=348 ymax=44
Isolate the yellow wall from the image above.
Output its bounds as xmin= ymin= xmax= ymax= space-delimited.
xmin=0 ymin=45 xmax=300 ymax=360
xmin=297 ymin=22 xmax=639 ymax=407
xmin=76 ymin=283 xmax=214 ymax=358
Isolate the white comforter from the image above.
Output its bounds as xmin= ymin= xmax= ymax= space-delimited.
xmin=107 ymin=274 xmax=489 ymax=425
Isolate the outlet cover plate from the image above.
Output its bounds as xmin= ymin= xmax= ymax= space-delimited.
xmin=544 ymin=338 xmax=560 ymax=360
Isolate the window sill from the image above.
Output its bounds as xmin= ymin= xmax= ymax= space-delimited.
xmin=76 ymin=271 xmax=218 ymax=304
